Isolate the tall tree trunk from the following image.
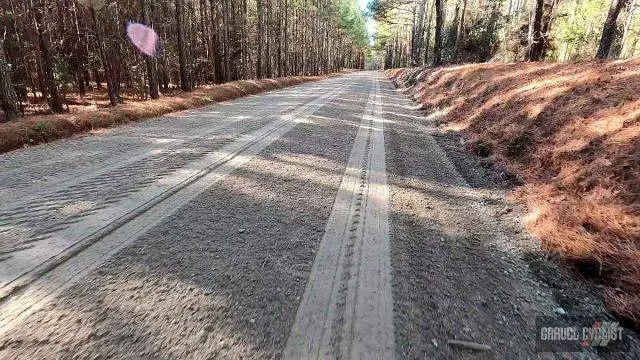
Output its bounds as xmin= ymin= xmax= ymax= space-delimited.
xmin=175 ymin=0 xmax=191 ymax=90
xmin=300 ymin=0 xmax=305 ymax=75
xmin=539 ymin=0 xmax=559 ymax=59
xmin=597 ymin=0 xmax=629 ymax=59
xmin=528 ymin=0 xmax=545 ymax=60
xmin=90 ymin=7 xmax=117 ymax=106
xmin=620 ymin=0 xmax=637 ymax=57
xmin=33 ymin=1 xmax=64 ymax=113
xmin=277 ymin=0 xmax=283 ymax=77
xmin=0 ymin=40 xmax=21 ymax=122
xmin=454 ymin=0 xmax=467 ymax=60
xmin=222 ymin=0 xmax=231 ymax=81
xmin=209 ymin=0 xmax=224 ymax=83
xmin=424 ymin=0 xmax=434 ymax=64
xmin=411 ymin=0 xmax=428 ymax=66
xmin=140 ymin=0 xmax=159 ymax=98
xmin=71 ymin=2 xmax=88 ymax=97
xmin=265 ymin=0 xmax=272 ymax=78
xmin=283 ymin=0 xmax=289 ymax=75
xmin=256 ymin=0 xmax=263 ymax=79
xmin=242 ymin=0 xmax=248 ymax=79
xmin=432 ymin=0 xmax=444 ymax=66
xmin=410 ymin=5 xmax=417 ymax=66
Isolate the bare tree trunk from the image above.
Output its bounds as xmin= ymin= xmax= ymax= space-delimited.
xmin=222 ymin=0 xmax=231 ymax=81
xmin=256 ymin=0 xmax=263 ymax=78
xmin=283 ymin=0 xmax=289 ymax=75
xmin=140 ymin=0 xmax=159 ymax=98
xmin=620 ymin=0 xmax=637 ymax=57
xmin=540 ymin=0 xmax=559 ymax=59
xmin=528 ymin=0 xmax=545 ymax=60
xmin=410 ymin=5 xmax=417 ymax=66
xmin=33 ymin=0 xmax=64 ymax=113
xmin=432 ymin=0 xmax=444 ymax=66
xmin=454 ymin=0 xmax=467 ymax=60
xmin=175 ymin=0 xmax=191 ymax=90
xmin=242 ymin=0 xmax=248 ymax=79
xmin=424 ymin=0 xmax=434 ymax=64
xmin=300 ymin=6 xmax=304 ymax=73
xmin=597 ymin=0 xmax=629 ymax=58
xmin=89 ymin=6 xmax=117 ymax=106
xmin=5 ymin=0 xmax=33 ymax=100
xmin=0 ymin=40 xmax=21 ymax=122
xmin=265 ymin=0 xmax=272 ymax=78
xmin=411 ymin=0 xmax=429 ymax=66
xmin=276 ymin=0 xmax=282 ymax=77
xmin=209 ymin=0 xmax=224 ymax=83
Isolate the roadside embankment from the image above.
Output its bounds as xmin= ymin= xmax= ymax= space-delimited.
xmin=0 ymin=74 xmax=341 ymax=154
xmin=388 ymin=60 xmax=639 ymax=326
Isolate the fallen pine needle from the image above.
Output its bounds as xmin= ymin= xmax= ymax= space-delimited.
xmin=447 ymin=340 xmax=492 ymax=351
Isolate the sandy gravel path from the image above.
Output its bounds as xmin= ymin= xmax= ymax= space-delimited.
xmin=0 ymin=76 xmax=348 ymax=299
xmin=0 ymin=72 xmax=374 ymax=359
xmin=284 ymin=76 xmax=394 ymax=359
xmin=1 ymin=71 xmax=638 ymax=360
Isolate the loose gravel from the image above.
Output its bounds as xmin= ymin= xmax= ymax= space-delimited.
xmin=382 ymin=81 xmax=640 ymax=359
xmin=0 ymin=75 xmax=370 ymax=359
xmin=2 ymin=72 xmax=638 ymax=360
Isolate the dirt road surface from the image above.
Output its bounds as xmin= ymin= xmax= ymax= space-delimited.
xmin=0 ymin=72 xmax=637 ymax=359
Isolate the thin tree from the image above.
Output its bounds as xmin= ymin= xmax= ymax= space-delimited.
xmin=412 ymin=0 xmax=429 ymax=66
xmin=0 ymin=40 xmax=21 ymax=122
xmin=597 ymin=0 xmax=630 ymax=58
xmin=89 ymin=5 xmax=117 ymax=106
xmin=528 ymin=0 xmax=545 ymax=60
xmin=256 ymin=0 xmax=264 ymax=78
xmin=432 ymin=0 xmax=444 ymax=66
xmin=32 ymin=0 xmax=64 ymax=113
xmin=209 ymin=0 xmax=224 ymax=83
xmin=140 ymin=0 xmax=160 ymax=99
xmin=454 ymin=0 xmax=467 ymax=60
xmin=424 ymin=0 xmax=434 ymax=64
xmin=620 ymin=0 xmax=638 ymax=57
xmin=175 ymin=0 xmax=191 ymax=90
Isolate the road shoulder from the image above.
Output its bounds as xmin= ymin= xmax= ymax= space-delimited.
xmin=381 ymin=79 xmax=639 ymax=359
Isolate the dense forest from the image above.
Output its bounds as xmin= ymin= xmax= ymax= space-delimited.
xmin=370 ymin=0 xmax=640 ymax=68
xmin=0 ymin=0 xmax=369 ymax=121
xmin=2 ymin=0 xmax=640 ymax=122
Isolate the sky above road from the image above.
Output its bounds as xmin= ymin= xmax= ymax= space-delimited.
xmin=359 ymin=0 xmax=376 ymax=44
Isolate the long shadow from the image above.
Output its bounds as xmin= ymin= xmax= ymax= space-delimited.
xmin=0 ymin=74 xmax=373 ymax=359
xmin=379 ymin=73 xmax=640 ymax=358
xmin=379 ymin=81 xmax=501 ymax=191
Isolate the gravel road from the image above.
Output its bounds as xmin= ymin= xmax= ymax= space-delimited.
xmin=0 ymin=72 xmax=637 ymax=359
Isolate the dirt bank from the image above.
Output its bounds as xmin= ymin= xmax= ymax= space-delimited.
xmin=388 ymin=60 xmax=640 ymax=326
xmin=0 ymin=74 xmax=341 ymax=154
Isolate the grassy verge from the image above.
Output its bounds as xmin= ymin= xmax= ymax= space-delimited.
xmin=0 ymin=75 xmax=339 ymax=154
xmin=388 ymin=60 xmax=639 ymax=326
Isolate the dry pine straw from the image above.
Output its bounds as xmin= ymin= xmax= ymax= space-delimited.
xmin=388 ymin=60 xmax=640 ymax=326
xmin=0 ymin=75 xmax=333 ymax=154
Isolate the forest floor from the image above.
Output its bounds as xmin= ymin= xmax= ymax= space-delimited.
xmin=0 ymin=74 xmax=341 ymax=154
xmin=388 ymin=60 xmax=640 ymax=327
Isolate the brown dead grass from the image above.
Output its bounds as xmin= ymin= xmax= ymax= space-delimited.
xmin=0 ymin=75 xmax=337 ymax=154
xmin=388 ymin=61 xmax=640 ymax=326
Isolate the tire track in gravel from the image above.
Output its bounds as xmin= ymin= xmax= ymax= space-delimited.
xmin=284 ymin=74 xmax=395 ymax=360
xmin=0 ymin=72 xmax=374 ymax=360
xmin=379 ymin=78 xmax=640 ymax=359
xmin=0 ymin=82 xmax=332 ymax=195
xmin=0 ymin=78 xmax=349 ymax=308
